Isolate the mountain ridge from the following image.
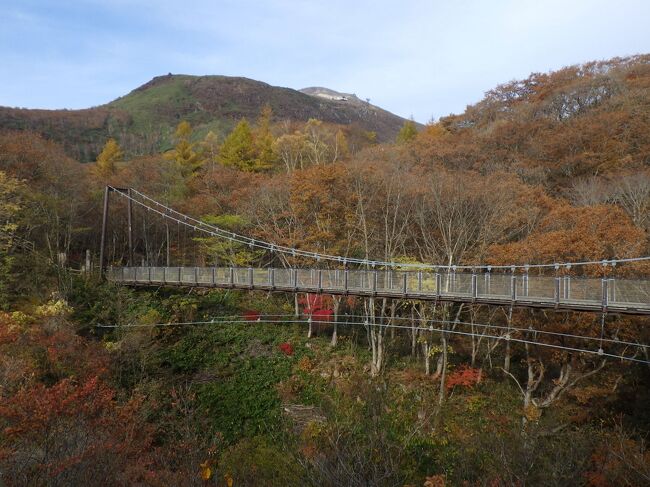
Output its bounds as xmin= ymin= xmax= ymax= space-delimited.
xmin=0 ymin=74 xmax=412 ymax=162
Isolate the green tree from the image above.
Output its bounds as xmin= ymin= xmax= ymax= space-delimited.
xmin=396 ymin=119 xmax=418 ymax=144
xmin=95 ymin=138 xmax=123 ymax=177
xmin=218 ymin=119 xmax=260 ymax=172
xmin=194 ymin=214 xmax=262 ymax=266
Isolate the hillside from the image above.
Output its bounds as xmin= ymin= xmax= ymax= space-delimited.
xmin=415 ymin=54 xmax=650 ymax=189
xmin=2 ymin=54 xmax=650 ymax=486
xmin=0 ymin=74 xmax=410 ymax=161
xmin=300 ymin=86 xmax=359 ymax=102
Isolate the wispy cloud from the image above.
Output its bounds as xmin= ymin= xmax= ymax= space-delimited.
xmin=1 ymin=0 xmax=648 ymax=120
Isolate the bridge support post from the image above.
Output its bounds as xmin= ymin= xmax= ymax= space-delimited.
xmin=317 ymin=269 xmax=323 ymax=293
xmin=372 ymin=270 xmax=378 ymax=295
xmin=435 ymin=273 xmax=441 ymax=298
xmin=212 ymin=267 xmax=216 ymax=286
xmin=248 ymin=267 xmax=254 ymax=288
xmin=127 ymin=188 xmax=134 ymax=266
xmin=524 ymin=265 xmax=530 ymax=297
xmin=485 ymin=267 xmax=491 ymax=295
xmin=344 ymin=269 xmax=349 ymax=293
xmin=601 ymin=278 xmax=609 ymax=312
xmin=270 ymin=268 xmax=275 ymax=289
xmin=402 ymin=273 xmax=407 ymax=296
xmin=554 ymin=263 xmax=560 ymax=307
xmin=610 ymin=262 xmax=617 ymax=303
xmin=471 ymin=272 xmax=477 ymax=302
xmin=229 ymin=267 xmax=234 ymax=287
xmin=417 ymin=271 xmax=422 ymax=292
xmin=99 ymin=186 xmax=111 ymax=277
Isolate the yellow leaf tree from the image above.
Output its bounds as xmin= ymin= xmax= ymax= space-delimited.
xmin=0 ymin=171 xmax=25 ymax=308
xmin=254 ymin=104 xmax=278 ymax=170
xmin=95 ymin=138 xmax=123 ymax=178
xmin=166 ymin=121 xmax=204 ymax=176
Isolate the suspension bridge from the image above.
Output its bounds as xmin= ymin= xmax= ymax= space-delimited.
xmin=100 ymin=186 xmax=650 ymax=316
xmin=96 ymin=186 xmax=650 ymax=365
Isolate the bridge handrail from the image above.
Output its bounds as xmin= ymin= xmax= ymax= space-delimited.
xmin=107 ymin=265 xmax=650 ymax=315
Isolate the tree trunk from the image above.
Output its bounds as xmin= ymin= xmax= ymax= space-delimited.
xmin=389 ymin=300 xmax=396 ymax=340
xmin=504 ymin=306 xmax=513 ymax=374
xmin=368 ymin=297 xmax=386 ymax=376
xmin=331 ymin=296 xmax=340 ymax=347
xmin=438 ymin=324 xmax=448 ymax=406
xmin=410 ymin=305 xmax=417 ymax=357
xmin=423 ymin=341 xmax=430 ymax=375
xmin=166 ymin=223 xmax=171 ymax=266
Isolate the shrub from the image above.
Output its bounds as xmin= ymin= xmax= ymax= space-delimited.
xmin=445 ymin=365 xmax=482 ymax=392
xmin=279 ymin=342 xmax=294 ymax=356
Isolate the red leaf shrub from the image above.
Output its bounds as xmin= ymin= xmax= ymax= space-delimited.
xmin=243 ymin=310 xmax=261 ymax=322
xmin=312 ymin=309 xmax=333 ymax=322
xmin=299 ymin=293 xmax=333 ymax=314
xmin=278 ymin=342 xmax=294 ymax=356
xmin=445 ymin=365 xmax=482 ymax=391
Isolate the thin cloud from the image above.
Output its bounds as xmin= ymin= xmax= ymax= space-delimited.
xmin=1 ymin=0 xmax=648 ymax=121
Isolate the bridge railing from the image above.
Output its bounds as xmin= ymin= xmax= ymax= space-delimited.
xmin=610 ymin=278 xmax=650 ymax=306
xmin=106 ymin=266 xmax=650 ymax=313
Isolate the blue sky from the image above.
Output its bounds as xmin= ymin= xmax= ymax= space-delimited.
xmin=1 ymin=0 xmax=649 ymax=122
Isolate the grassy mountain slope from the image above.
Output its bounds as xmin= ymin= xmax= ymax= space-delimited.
xmin=0 ymin=74 xmax=410 ymax=161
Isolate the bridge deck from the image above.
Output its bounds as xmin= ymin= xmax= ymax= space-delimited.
xmin=107 ymin=266 xmax=650 ymax=316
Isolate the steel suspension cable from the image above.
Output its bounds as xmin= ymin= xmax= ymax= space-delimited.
xmin=109 ymin=187 xmax=650 ymax=271
xmin=95 ymin=314 xmax=650 ymax=365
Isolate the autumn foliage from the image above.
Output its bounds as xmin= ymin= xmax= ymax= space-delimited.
xmin=0 ymin=54 xmax=650 ymax=486
xmin=0 ymin=310 xmax=158 ymax=486
xmin=488 ymin=204 xmax=646 ymax=266
xmin=278 ymin=342 xmax=294 ymax=356
xmin=445 ymin=365 xmax=482 ymax=391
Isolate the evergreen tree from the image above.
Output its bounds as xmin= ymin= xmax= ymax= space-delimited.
xmin=218 ymin=119 xmax=259 ymax=172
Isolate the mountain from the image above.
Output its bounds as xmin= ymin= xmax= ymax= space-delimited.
xmin=300 ymin=87 xmax=359 ymax=102
xmin=0 ymin=74 xmax=412 ymax=162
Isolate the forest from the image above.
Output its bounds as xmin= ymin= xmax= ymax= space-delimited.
xmin=0 ymin=55 xmax=650 ymax=486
